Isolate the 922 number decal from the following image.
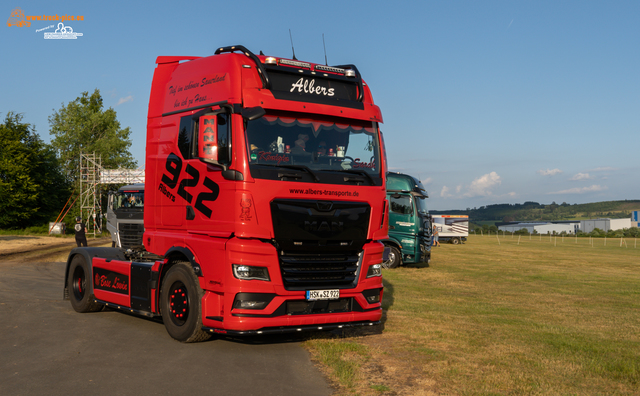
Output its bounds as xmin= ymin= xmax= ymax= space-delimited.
xmin=160 ymin=153 xmax=219 ymax=218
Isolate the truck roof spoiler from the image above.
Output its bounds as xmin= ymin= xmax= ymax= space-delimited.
xmin=155 ymin=56 xmax=201 ymax=65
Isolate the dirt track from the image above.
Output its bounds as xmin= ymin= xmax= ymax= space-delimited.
xmin=0 ymin=235 xmax=111 ymax=264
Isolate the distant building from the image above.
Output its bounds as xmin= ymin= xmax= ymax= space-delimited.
xmin=580 ymin=218 xmax=631 ymax=233
xmin=498 ymin=218 xmax=633 ymax=234
xmin=498 ymin=221 xmax=578 ymax=234
xmin=632 ymin=211 xmax=640 ymax=228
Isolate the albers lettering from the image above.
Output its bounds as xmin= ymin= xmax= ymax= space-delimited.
xmin=158 ymin=183 xmax=176 ymax=202
xmin=290 ymin=78 xmax=335 ymax=97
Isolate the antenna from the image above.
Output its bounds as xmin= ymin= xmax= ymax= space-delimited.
xmin=323 ymin=33 xmax=328 ymax=65
xmin=289 ymin=29 xmax=297 ymax=60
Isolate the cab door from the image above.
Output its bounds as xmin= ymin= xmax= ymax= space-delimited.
xmin=388 ymin=194 xmax=418 ymax=257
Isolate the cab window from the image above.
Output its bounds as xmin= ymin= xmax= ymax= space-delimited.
xmin=390 ymin=195 xmax=413 ymax=215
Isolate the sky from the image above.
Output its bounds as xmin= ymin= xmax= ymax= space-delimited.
xmin=2 ymin=0 xmax=639 ymax=211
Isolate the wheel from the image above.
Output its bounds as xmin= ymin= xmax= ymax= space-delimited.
xmin=381 ymin=246 xmax=401 ymax=269
xmin=160 ymin=262 xmax=211 ymax=343
xmin=452 ymin=238 xmax=460 ymax=245
xmin=67 ymin=254 xmax=103 ymax=313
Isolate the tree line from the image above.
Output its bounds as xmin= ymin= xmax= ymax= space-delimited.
xmin=0 ymin=89 xmax=135 ymax=230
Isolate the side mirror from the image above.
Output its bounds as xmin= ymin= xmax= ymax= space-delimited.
xmin=198 ymin=114 xmax=218 ymax=161
xmin=242 ymin=106 xmax=266 ymax=121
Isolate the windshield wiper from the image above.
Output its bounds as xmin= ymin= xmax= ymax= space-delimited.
xmin=256 ymin=164 xmax=320 ymax=182
xmin=333 ymin=169 xmax=376 ymax=186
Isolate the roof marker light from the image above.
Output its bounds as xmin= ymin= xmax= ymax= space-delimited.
xmin=345 ymin=70 xmax=356 ymax=78
xmin=264 ymin=57 xmax=277 ymax=65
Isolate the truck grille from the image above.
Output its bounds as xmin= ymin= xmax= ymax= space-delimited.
xmin=279 ymin=252 xmax=360 ymax=290
xmin=119 ymin=223 xmax=144 ymax=248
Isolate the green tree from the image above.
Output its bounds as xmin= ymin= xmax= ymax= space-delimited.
xmin=49 ymin=89 xmax=136 ymax=184
xmin=0 ymin=112 xmax=71 ymax=228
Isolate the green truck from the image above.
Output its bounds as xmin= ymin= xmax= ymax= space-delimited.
xmin=382 ymin=172 xmax=431 ymax=268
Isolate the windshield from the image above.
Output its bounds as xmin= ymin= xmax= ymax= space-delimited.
xmin=112 ymin=190 xmax=144 ymax=210
xmin=245 ymin=113 xmax=381 ymax=177
xmin=415 ymin=196 xmax=428 ymax=215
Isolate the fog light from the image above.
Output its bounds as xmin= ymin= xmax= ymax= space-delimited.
xmin=232 ymin=264 xmax=270 ymax=281
xmin=238 ymin=300 xmax=267 ymax=309
xmin=367 ymin=263 xmax=382 ymax=278
xmin=232 ymin=293 xmax=275 ymax=310
xmin=362 ymin=288 xmax=382 ymax=304
xmin=366 ymin=294 xmax=380 ymax=303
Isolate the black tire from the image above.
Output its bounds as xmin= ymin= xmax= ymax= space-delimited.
xmin=160 ymin=262 xmax=211 ymax=343
xmin=452 ymin=238 xmax=461 ymax=245
xmin=382 ymin=246 xmax=401 ymax=269
xmin=67 ymin=254 xmax=103 ymax=313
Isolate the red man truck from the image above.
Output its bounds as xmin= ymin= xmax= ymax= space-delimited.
xmin=64 ymin=45 xmax=388 ymax=342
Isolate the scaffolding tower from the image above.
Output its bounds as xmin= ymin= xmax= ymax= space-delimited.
xmin=79 ymin=152 xmax=145 ymax=238
xmin=79 ymin=152 xmax=102 ymax=238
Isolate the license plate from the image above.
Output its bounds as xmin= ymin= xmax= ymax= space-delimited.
xmin=306 ymin=289 xmax=339 ymax=301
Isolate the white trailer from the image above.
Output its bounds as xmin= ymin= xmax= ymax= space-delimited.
xmin=432 ymin=215 xmax=469 ymax=244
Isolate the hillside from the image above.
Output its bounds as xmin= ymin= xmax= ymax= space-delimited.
xmin=430 ymin=200 xmax=640 ymax=225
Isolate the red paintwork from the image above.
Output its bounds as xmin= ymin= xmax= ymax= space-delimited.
xmin=142 ymin=49 xmax=386 ymax=331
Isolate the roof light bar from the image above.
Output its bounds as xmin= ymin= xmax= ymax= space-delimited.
xmin=279 ymin=59 xmax=311 ymax=69
xmin=315 ymin=65 xmax=346 ymax=74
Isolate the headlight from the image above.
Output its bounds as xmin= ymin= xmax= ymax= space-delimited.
xmin=232 ymin=264 xmax=270 ymax=281
xmin=367 ymin=263 xmax=382 ymax=278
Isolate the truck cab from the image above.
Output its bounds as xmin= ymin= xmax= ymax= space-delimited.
xmin=383 ymin=172 xmax=431 ymax=268
xmin=64 ymin=45 xmax=388 ymax=342
xmin=106 ymin=184 xmax=145 ymax=248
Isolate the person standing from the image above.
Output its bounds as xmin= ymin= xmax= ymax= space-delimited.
xmin=74 ymin=216 xmax=87 ymax=247
xmin=432 ymin=223 xmax=440 ymax=247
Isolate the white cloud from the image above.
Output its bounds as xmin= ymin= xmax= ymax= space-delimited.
xmin=589 ymin=167 xmax=616 ymax=172
xmin=117 ymin=95 xmax=133 ymax=105
xmin=421 ymin=177 xmax=432 ymax=185
xmin=464 ymin=172 xmax=501 ymax=197
xmin=441 ymin=186 xmax=452 ymax=198
xmin=570 ymin=173 xmax=593 ymax=181
xmin=507 ymin=192 xmax=516 ymax=197
xmin=547 ymin=185 xmax=607 ymax=195
xmin=538 ymin=168 xmax=562 ymax=176
xmin=456 ymin=185 xmax=462 ymax=193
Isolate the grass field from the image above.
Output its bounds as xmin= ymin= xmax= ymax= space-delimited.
xmin=305 ymin=235 xmax=640 ymax=395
